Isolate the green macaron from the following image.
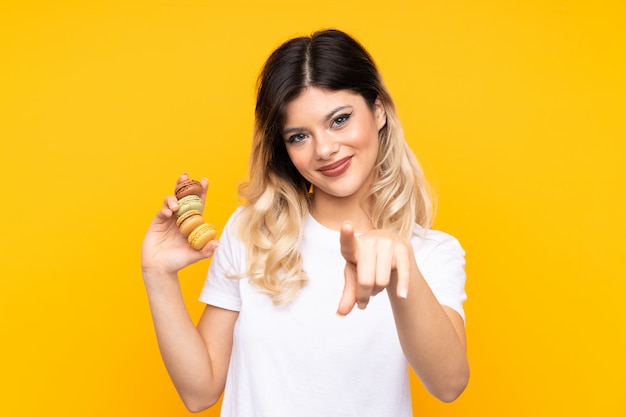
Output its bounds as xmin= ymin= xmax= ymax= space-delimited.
xmin=175 ymin=195 xmax=203 ymax=218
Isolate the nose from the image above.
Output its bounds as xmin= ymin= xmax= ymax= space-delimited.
xmin=314 ymin=131 xmax=339 ymax=160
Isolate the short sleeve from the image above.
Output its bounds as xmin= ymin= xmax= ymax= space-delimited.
xmin=198 ymin=208 xmax=245 ymax=312
xmin=412 ymin=229 xmax=467 ymax=322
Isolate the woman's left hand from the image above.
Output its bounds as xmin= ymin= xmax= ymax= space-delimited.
xmin=337 ymin=221 xmax=413 ymax=315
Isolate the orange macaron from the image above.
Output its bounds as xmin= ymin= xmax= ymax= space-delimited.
xmin=176 ymin=210 xmax=205 ymax=237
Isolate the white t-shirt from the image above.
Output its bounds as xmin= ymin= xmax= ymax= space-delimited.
xmin=199 ymin=208 xmax=466 ymax=417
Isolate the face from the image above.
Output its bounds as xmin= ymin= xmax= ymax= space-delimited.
xmin=282 ymin=87 xmax=386 ymax=202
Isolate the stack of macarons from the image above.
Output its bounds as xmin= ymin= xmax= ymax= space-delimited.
xmin=174 ymin=179 xmax=217 ymax=250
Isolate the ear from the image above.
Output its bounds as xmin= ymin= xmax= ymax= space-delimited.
xmin=373 ymin=98 xmax=387 ymax=130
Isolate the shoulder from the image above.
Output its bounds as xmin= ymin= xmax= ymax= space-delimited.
xmin=410 ymin=225 xmax=465 ymax=263
xmin=224 ymin=205 xmax=246 ymax=228
xmin=410 ymin=225 xmax=467 ymax=321
xmin=212 ymin=206 xmax=247 ymax=262
xmin=220 ymin=206 xmax=246 ymax=239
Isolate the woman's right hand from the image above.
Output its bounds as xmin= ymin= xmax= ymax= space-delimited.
xmin=141 ymin=173 xmax=218 ymax=276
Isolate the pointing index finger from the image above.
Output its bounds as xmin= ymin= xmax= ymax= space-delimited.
xmin=340 ymin=221 xmax=358 ymax=264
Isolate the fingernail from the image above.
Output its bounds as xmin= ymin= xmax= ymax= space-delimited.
xmin=399 ymin=287 xmax=408 ymax=299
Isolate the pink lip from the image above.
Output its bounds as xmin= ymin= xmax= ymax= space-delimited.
xmin=318 ymin=156 xmax=352 ymax=177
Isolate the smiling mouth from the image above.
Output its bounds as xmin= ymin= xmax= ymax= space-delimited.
xmin=318 ymin=156 xmax=352 ymax=177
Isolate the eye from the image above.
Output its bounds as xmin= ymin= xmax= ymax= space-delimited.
xmin=331 ymin=113 xmax=352 ymax=127
xmin=287 ymin=133 xmax=308 ymax=144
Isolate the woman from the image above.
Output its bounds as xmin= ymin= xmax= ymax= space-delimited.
xmin=141 ymin=29 xmax=469 ymax=416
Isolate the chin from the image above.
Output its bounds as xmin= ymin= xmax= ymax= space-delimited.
xmin=321 ymin=187 xmax=362 ymax=199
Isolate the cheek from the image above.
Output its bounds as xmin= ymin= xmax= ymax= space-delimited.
xmin=285 ymin=147 xmax=308 ymax=171
xmin=350 ymin=122 xmax=379 ymax=151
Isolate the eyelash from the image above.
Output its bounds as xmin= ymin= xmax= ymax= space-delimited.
xmin=287 ymin=133 xmax=307 ymax=144
xmin=332 ymin=112 xmax=352 ymax=127
xmin=286 ymin=112 xmax=353 ymax=144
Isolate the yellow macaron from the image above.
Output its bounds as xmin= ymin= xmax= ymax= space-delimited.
xmin=188 ymin=223 xmax=217 ymax=250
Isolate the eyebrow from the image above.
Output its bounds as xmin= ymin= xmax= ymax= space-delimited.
xmin=282 ymin=105 xmax=353 ymax=136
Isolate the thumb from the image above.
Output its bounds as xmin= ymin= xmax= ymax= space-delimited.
xmin=340 ymin=221 xmax=359 ymax=264
xmin=337 ymin=262 xmax=357 ymax=316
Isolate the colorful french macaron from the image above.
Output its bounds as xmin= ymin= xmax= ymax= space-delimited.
xmin=188 ymin=223 xmax=217 ymax=250
xmin=176 ymin=210 xmax=205 ymax=237
xmin=175 ymin=195 xmax=203 ymax=218
xmin=175 ymin=179 xmax=203 ymax=200
xmin=173 ymin=177 xmax=218 ymax=250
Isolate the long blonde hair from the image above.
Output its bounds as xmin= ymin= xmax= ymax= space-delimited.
xmin=236 ymin=30 xmax=434 ymax=304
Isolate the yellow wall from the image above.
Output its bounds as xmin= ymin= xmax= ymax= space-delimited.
xmin=1 ymin=0 xmax=624 ymax=415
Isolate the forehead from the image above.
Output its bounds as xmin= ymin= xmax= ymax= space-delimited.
xmin=283 ymin=87 xmax=366 ymax=124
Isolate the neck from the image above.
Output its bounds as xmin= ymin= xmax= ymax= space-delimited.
xmin=310 ymin=192 xmax=374 ymax=233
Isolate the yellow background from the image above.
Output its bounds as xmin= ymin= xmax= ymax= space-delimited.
xmin=1 ymin=0 xmax=625 ymax=415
